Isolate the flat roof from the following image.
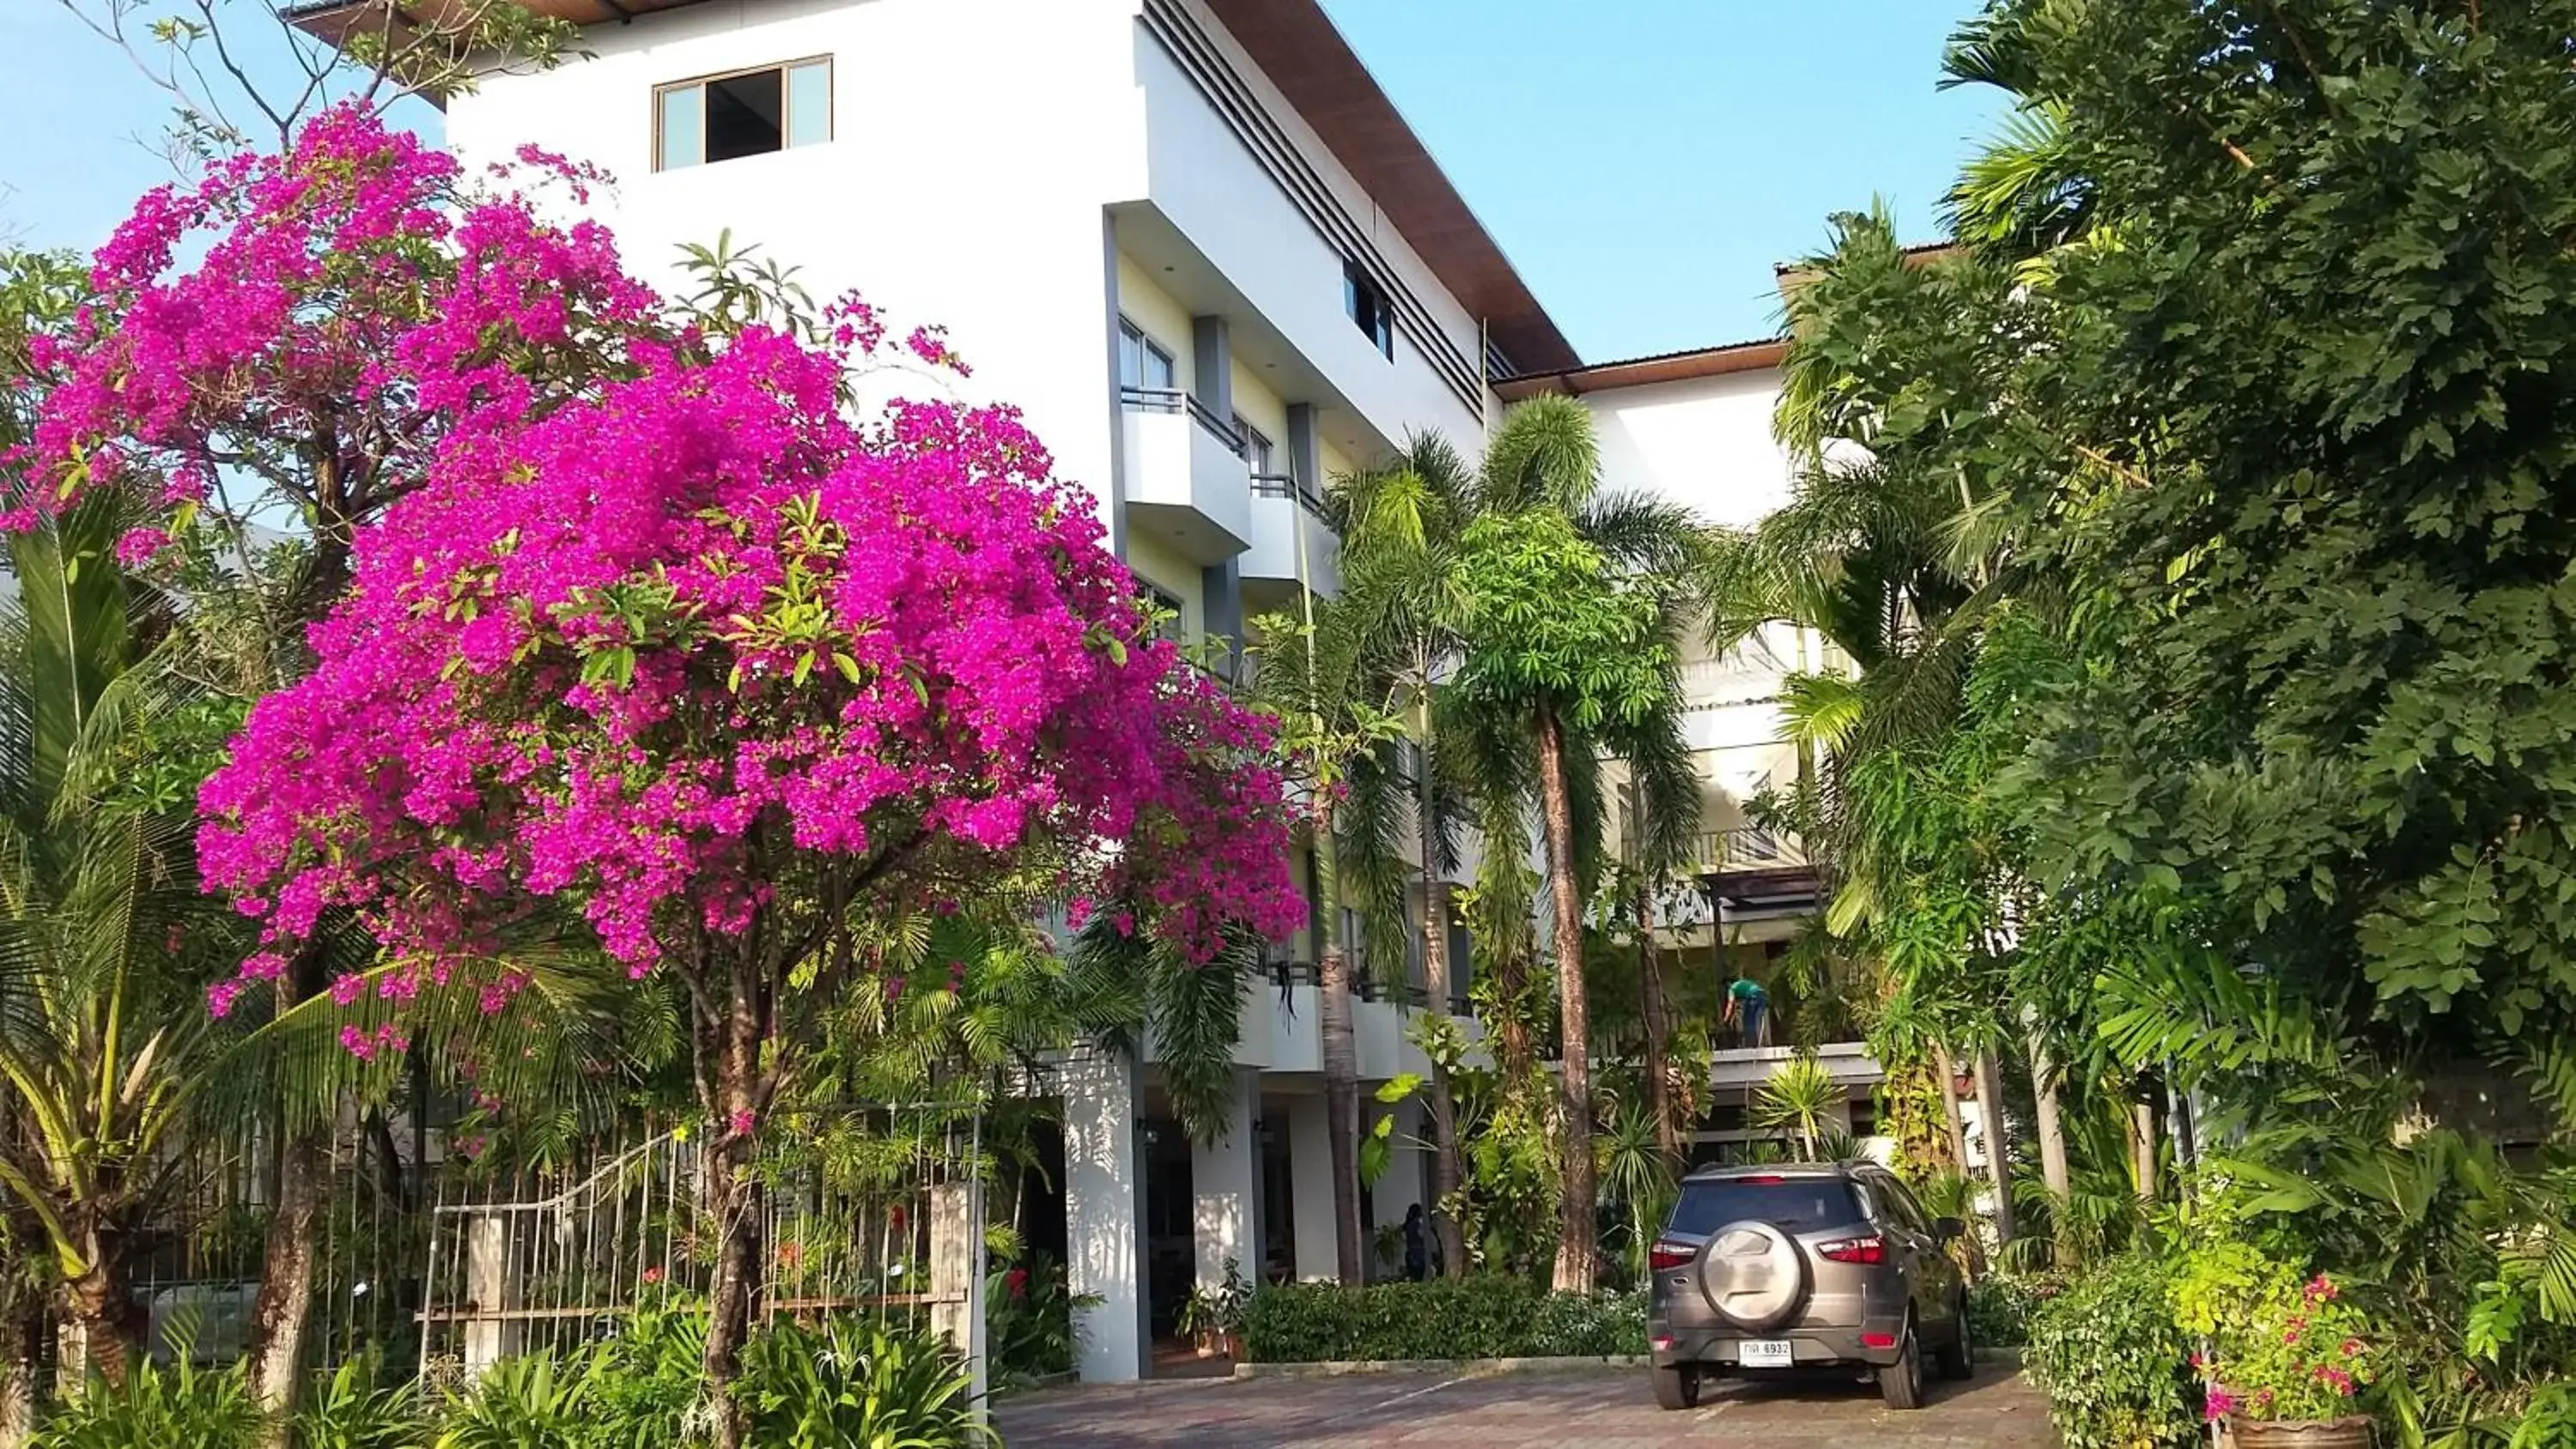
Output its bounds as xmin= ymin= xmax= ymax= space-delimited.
xmin=289 ymin=0 xmax=1582 ymax=376
xmin=1494 ymin=336 xmax=1788 ymax=400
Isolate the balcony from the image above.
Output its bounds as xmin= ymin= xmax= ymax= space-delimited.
xmin=1121 ymin=387 xmax=1250 ymax=566
xmin=1693 ymin=827 xmax=1820 ymax=925
xmin=1242 ymin=475 xmax=1340 ymax=608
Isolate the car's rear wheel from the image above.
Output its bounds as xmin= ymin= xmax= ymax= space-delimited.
xmin=1877 ymin=1321 xmax=1925 ymax=1410
xmin=1652 ymin=1364 xmax=1702 ymax=1411
xmin=1935 ymin=1292 xmax=1976 ymax=1381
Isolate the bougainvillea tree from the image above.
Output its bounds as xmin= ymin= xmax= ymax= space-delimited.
xmin=15 ymin=106 xmax=1302 ymax=1438
xmin=179 ymin=193 xmax=1296 ymax=1446
xmin=4 ymin=105 xmax=673 ymax=1419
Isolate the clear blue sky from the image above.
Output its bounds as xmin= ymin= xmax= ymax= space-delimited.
xmin=5 ymin=0 xmax=2002 ymax=364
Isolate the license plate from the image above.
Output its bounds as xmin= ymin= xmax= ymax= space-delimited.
xmin=1739 ymin=1339 xmax=1794 ymax=1367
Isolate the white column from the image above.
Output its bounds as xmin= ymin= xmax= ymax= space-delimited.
xmin=1061 ymin=1046 xmax=1146 ymax=1381
xmin=1190 ymin=1071 xmax=1260 ymax=1294
xmin=1284 ymin=1093 xmax=1340 ymax=1282
xmin=1369 ymin=1098 xmax=1426 ymax=1281
xmin=461 ymin=1213 xmax=510 ymax=1377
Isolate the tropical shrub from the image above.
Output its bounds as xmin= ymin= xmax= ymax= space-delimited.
xmin=2173 ymin=1242 xmax=2379 ymax=1426
xmin=1241 ymin=1278 xmax=1644 ymax=1363
xmin=2024 ymin=1253 xmax=2196 ymax=1449
xmin=32 ymin=1359 xmax=261 ymax=1449
xmin=583 ymin=1300 xmax=710 ymax=1447
xmin=987 ymin=1252 xmax=1091 ymax=1385
xmin=736 ymin=1318 xmax=990 ymax=1448
xmin=1965 ymin=1270 xmax=2059 ymax=1349
xmin=296 ymin=1355 xmax=422 ymax=1449
xmin=433 ymin=1353 xmax=593 ymax=1449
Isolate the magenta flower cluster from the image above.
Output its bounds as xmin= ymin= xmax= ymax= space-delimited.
xmin=12 ymin=104 xmax=654 ymax=546
xmin=19 ymin=106 xmax=1301 ymax=1020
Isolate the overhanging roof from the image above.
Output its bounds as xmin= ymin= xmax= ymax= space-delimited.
xmin=1200 ymin=0 xmax=1577 ymax=375
xmin=1495 ymin=336 xmax=1787 ymax=401
xmin=289 ymin=0 xmax=1582 ymax=376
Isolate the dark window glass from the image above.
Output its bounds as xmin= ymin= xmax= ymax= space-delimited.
xmin=1667 ymin=1176 xmax=1862 ymax=1235
xmin=1344 ymin=262 xmax=1394 ymax=359
xmin=706 ymin=68 xmax=785 ymax=162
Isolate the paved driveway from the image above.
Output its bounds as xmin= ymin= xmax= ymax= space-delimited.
xmin=997 ymin=1363 xmax=2056 ymax=1447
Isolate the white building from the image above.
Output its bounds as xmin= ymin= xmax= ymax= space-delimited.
xmin=418 ymin=0 xmax=1878 ymax=1382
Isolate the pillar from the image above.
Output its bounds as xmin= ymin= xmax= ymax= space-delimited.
xmin=1191 ymin=1072 xmax=1261 ymax=1294
xmin=1061 ymin=1046 xmax=1146 ymax=1381
xmin=927 ymin=1178 xmax=986 ymax=1405
xmin=1284 ymin=1093 xmax=1340 ymax=1282
xmin=461 ymin=1213 xmax=509 ymax=1377
xmin=1369 ymin=1098 xmax=1426 ymax=1281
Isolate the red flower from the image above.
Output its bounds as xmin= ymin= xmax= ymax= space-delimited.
xmin=641 ymin=1266 xmax=665 ymax=1286
xmin=1005 ymin=1268 xmax=1029 ymax=1298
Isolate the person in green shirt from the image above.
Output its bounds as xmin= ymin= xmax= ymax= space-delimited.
xmin=1724 ymin=974 xmax=1771 ymax=1049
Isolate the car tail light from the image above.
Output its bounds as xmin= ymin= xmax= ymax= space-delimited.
xmin=1736 ymin=1174 xmax=1787 ymax=1185
xmin=1861 ymin=1330 xmax=1899 ymax=1350
xmin=1817 ymin=1234 xmax=1886 ymax=1265
xmin=1648 ymin=1239 xmax=1697 ymax=1271
xmin=1650 ymin=1335 xmax=1676 ymax=1352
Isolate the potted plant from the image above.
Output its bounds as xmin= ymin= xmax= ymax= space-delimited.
xmin=1210 ymin=1258 xmax=1250 ymax=1360
xmin=1175 ymin=1283 xmax=1221 ymax=1357
xmin=2181 ymin=1252 xmax=2379 ymax=1449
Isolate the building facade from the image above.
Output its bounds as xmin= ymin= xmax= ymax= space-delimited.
xmin=436 ymin=0 xmax=1879 ymax=1384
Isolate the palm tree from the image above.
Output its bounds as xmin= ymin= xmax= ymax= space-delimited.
xmin=0 ymin=501 xmax=267 ymax=1386
xmin=1334 ymin=433 xmax=1476 ymax=1278
xmin=1438 ymin=395 xmax=1702 ymax=1294
xmin=1251 ymin=596 xmax=1404 ymax=1285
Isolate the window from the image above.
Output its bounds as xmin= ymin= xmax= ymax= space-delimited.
xmin=1118 ymin=318 xmax=1176 ymax=394
xmin=1139 ymin=581 xmax=1187 ymax=640
xmin=1667 ymin=1176 xmax=1863 ymax=1235
xmin=1234 ymin=415 xmax=1273 ymax=474
xmin=1344 ymin=261 xmax=1394 ymax=359
xmin=656 ymin=58 xmax=831 ymax=171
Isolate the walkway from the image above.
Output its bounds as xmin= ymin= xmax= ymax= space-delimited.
xmin=998 ymin=1362 xmax=2056 ymax=1447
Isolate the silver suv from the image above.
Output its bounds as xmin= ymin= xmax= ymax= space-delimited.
xmin=1644 ymin=1161 xmax=1973 ymax=1410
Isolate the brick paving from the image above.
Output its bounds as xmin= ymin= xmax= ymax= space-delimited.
xmin=997 ymin=1364 xmax=2056 ymax=1447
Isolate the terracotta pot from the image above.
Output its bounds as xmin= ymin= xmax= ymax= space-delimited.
xmin=2231 ymin=1415 xmax=2372 ymax=1449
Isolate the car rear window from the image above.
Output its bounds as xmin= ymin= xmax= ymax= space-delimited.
xmin=1668 ymin=1176 xmax=1862 ymax=1234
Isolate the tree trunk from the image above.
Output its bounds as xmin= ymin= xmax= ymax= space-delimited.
xmin=246 ymin=943 xmax=332 ymax=1446
xmin=1317 ymin=939 xmax=1366 ymax=1285
xmin=699 ymin=949 xmax=775 ymax=1449
xmin=1413 ymin=712 xmax=1468 ymax=1280
xmin=1933 ymin=1043 xmax=1970 ymax=1174
xmin=701 ymin=1132 xmax=762 ymax=1449
xmin=57 ymin=1258 xmax=131 ymax=1394
xmin=1636 ymin=885 xmax=1680 ymax=1173
xmin=0 ymin=1309 xmax=32 ymax=1449
xmin=1971 ymin=1047 xmax=2014 ymax=1244
xmin=2027 ymin=1031 xmax=2074 ymax=1267
xmin=244 ymin=1129 xmax=322 ymax=1433
xmin=1534 ymin=706 xmax=1598 ymax=1294
xmin=2130 ymin=1099 xmax=2159 ymax=1203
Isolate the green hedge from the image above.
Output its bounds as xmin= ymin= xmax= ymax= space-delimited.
xmin=2024 ymin=1253 xmax=2196 ymax=1449
xmin=1966 ymin=1270 xmax=2063 ymax=1348
xmin=1241 ymin=1279 xmax=1644 ymax=1363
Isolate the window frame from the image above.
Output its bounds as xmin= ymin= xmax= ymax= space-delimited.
xmin=653 ymin=55 xmax=835 ymax=173
xmin=1118 ymin=318 xmax=1177 ymax=395
xmin=1343 ymin=261 xmax=1395 ymax=361
xmin=1233 ymin=414 xmax=1274 ymax=475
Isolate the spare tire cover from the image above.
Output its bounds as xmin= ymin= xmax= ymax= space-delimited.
xmin=1695 ymin=1220 xmax=1807 ymax=1331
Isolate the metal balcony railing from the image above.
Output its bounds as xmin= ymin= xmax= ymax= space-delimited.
xmin=1696 ymin=826 xmax=1801 ymax=872
xmin=1120 ymin=385 xmax=1244 ymax=457
xmin=1249 ymin=471 xmax=1330 ymax=518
